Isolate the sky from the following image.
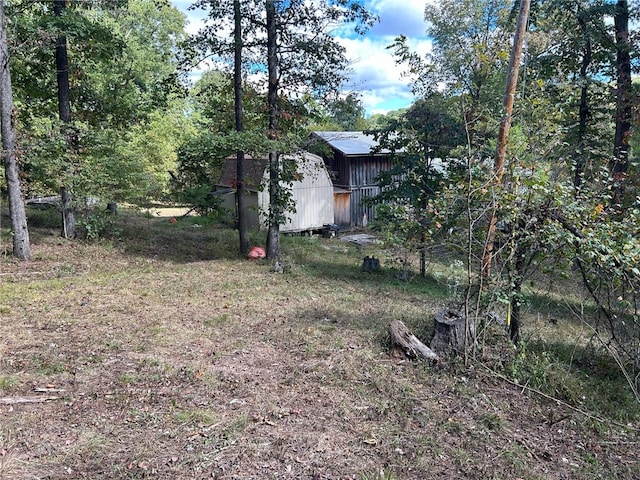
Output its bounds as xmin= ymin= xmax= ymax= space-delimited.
xmin=172 ymin=0 xmax=432 ymax=117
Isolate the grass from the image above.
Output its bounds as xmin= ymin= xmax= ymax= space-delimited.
xmin=1 ymin=207 xmax=639 ymax=479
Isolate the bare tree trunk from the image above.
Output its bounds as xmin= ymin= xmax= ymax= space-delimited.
xmin=574 ymin=11 xmax=592 ymax=191
xmin=1 ymin=0 xmax=30 ymax=260
xmin=611 ymin=0 xmax=631 ymax=208
xmin=54 ymin=0 xmax=76 ymax=238
xmin=481 ymin=0 xmax=530 ymax=281
xmin=265 ymin=0 xmax=280 ymax=260
xmin=234 ymin=0 xmax=250 ymax=255
xmin=509 ymin=246 xmax=525 ymax=345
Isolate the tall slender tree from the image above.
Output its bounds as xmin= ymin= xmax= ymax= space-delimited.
xmin=233 ymin=0 xmax=250 ymax=255
xmin=192 ymin=0 xmax=376 ymax=259
xmin=260 ymin=0 xmax=376 ymax=259
xmin=54 ymin=0 xmax=76 ymax=238
xmin=1 ymin=0 xmax=31 ymax=260
xmin=265 ymin=0 xmax=280 ymax=259
xmin=611 ymin=0 xmax=632 ymax=207
xmin=482 ymin=0 xmax=530 ymax=344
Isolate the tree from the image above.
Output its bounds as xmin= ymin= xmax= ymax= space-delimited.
xmin=192 ymin=0 xmax=376 ymax=259
xmin=481 ymin=0 xmax=530 ymax=295
xmin=233 ymin=0 xmax=250 ymax=254
xmin=1 ymin=0 xmax=30 ymax=260
xmin=265 ymin=0 xmax=280 ymax=259
xmin=327 ymin=93 xmax=368 ymax=131
xmin=10 ymin=0 xmax=188 ymax=210
xmin=53 ymin=0 xmax=76 ymax=238
xmin=368 ymin=94 xmax=466 ymax=277
xmin=611 ymin=0 xmax=632 ymax=207
xmin=391 ymin=0 xmax=514 ymax=154
xmin=528 ymin=0 xmax=615 ymax=190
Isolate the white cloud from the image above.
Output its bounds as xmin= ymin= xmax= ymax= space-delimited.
xmin=336 ymin=0 xmax=433 ymax=114
xmin=173 ymin=0 xmax=432 ymax=115
xmin=368 ymin=0 xmax=428 ymax=38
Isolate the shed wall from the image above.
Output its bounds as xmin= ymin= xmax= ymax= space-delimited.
xmin=258 ymin=152 xmax=334 ymax=232
xmin=220 ymin=192 xmax=260 ymax=229
xmin=333 ymin=190 xmax=350 ymax=229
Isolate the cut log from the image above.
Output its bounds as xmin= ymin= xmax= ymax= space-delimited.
xmin=0 ymin=395 xmax=60 ymax=404
xmin=430 ymin=309 xmax=475 ymax=355
xmin=389 ymin=320 xmax=440 ymax=362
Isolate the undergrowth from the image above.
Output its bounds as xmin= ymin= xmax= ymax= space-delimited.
xmin=1 ymin=206 xmax=639 ymax=479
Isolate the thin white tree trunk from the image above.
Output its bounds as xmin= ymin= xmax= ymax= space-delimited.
xmin=1 ymin=0 xmax=31 ymax=260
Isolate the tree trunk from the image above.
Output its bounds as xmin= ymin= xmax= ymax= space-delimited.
xmin=54 ymin=0 xmax=71 ymax=125
xmin=388 ymin=320 xmax=439 ymax=362
xmin=60 ymin=186 xmax=76 ymax=239
xmin=54 ymin=0 xmax=76 ymax=238
xmin=234 ymin=0 xmax=250 ymax=255
xmin=611 ymin=0 xmax=631 ymax=208
xmin=508 ymin=246 xmax=526 ymax=345
xmin=481 ymin=0 xmax=530 ymax=281
xmin=574 ymin=12 xmax=592 ymax=191
xmin=265 ymin=0 xmax=280 ymax=260
xmin=430 ymin=309 xmax=475 ymax=356
xmin=0 ymin=0 xmax=31 ymax=260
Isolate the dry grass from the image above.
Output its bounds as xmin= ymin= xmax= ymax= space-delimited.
xmin=0 ymin=209 xmax=639 ymax=479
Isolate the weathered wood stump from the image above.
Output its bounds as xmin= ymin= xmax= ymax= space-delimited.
xmin=389 ymin=320 xmax=440 ymax=362
xmin=430 ymin=309 xmax=475 ymax=356
xmin=362 ymin=256 xmax=381 ymax=272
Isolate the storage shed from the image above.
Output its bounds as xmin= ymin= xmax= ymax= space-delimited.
xmin=216 ymin=151 xmax=335 ymax=233
xmin=313 ymin=131 xmax=394 ymax=230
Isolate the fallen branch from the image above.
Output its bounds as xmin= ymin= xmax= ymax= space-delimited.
xmin=0 ymin=395 xmax=60 ymax=405
xmin=34 ymin=387 xmax=66 ymax=393
xmin=389 ymin=320 xmax=440 ymax=362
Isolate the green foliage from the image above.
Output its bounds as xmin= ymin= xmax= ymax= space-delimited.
xmin=10 ymin=0 xmax=188 ymax=208
xmin=324 ymin=92 xmax=368 ymax=131
xmin=178 ymin=185 xmax=226 ymax=218
xmin=366 ymin=94 xmax=467 ymax=276
xmin=175 ymin=133 xmax=234 ymax=195
xmin=77 ymin=209 xmax=120 ymax=240
xmin=502 ymin=338 xmax=640 ymax=422
xmin=189 ymin=70 xmax=265 ymax=133
xmin=391 ymin=0 xmax=513 ymax=151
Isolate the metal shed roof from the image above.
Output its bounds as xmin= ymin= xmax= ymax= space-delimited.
xmin=313 ymin=131 xmax=391 ymax=156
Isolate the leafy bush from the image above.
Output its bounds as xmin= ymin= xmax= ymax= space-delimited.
xmin=78 ymin=210 xmax=120 ymax=240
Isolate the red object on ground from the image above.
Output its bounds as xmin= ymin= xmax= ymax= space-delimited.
xmin=169 ymin=218 xmax=177 ymax=224
xmin=247 ymin=246 xmax=266 ymax=259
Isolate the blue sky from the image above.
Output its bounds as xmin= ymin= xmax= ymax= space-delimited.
xmin=172 ymin=0 xmax=432 ymax=116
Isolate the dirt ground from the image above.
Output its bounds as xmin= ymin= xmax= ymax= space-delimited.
xmin=0 ymin=218 xmax=639 ymax=479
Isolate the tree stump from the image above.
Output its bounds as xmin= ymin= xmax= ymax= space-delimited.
xmin=388 ymin=320 xmax=439 ymax=362
xmin=362 ymin=256 xmax=381 ymax=272
xmin=430 ymin=309 xmax=475 ymax=356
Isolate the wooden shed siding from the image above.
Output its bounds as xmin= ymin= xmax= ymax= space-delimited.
xmin=351 ymin=186 xmax=379 ymax=227
xmin=349 ymin=156 xmax=392 ymax=187
xmin=313 ymin=132 xmax=395 ymax=229
xmin=330 ymin=151 xmax=350 ymax=188
xmin=333 ymin=191 xmax=351 ymax=229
